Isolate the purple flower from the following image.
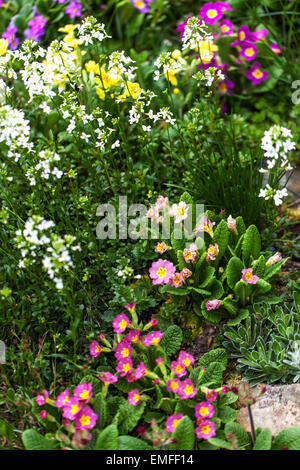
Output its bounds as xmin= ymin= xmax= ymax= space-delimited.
xmin=219 ymin=19 xmax=234 ymax=35
xmin=205 ymin=299 xmax=221 ymax=311
xmin=245 ymin=62 xmax=268 ymax=85
xmin=239 ymin=42 xmax=258 ymax=61
xmin=65 ymin=1 xmax=83 ymax=19
xmin=149 ymin=259 xmax=176 ymax=285
xmin=217 ymin=77 xmax=234 ymax=95
xmin=1 ymin=25 xmax=19 ymax=50
xmin=130 ymin=0 xmax=154 ymax=13
xmin=200 ymin=2 xmax=224 ymax=25
xmin=24 ymin=14 xmax=47 ymax=42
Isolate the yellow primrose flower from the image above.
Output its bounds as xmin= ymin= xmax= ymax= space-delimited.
xmin=0 ymin=39 xmax=8 ymax=56
xmin=63 ymin=34 xmax=82 ymax=50
xmin=172 ymin=50 xmax=182 ymax=60
xmin=198 ymin=41 xmax=218 ymax=64
xmin=165 ymin=69 xmax=177 ymax=86
xmin=126 ymin=81 xmax=141 ymax=99
xmin=96 ymin=87 xmax=105 ymax=100
xmin=58 ymin=24 xmax=79 ymax=34
xmin=85 ymin=60 xmax=100 ymax=75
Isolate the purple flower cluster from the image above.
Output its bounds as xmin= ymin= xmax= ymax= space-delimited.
xmin=2 ymin=24 xmax=19 ymax=50
xmin=24 ymin=13 xmax=47 ymax=42
xmin=65 ymin=1 xmax=83 ymax=19
xmin=130 ymin=0 xmax=154 ymax=14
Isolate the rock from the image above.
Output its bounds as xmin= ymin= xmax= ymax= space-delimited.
xmin=237 ymin=384 xmax=300 ymax=435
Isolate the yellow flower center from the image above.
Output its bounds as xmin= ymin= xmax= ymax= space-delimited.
xmin=245 ymin=47 xmax=254 ymax=56
xmin=119 ymin=319 xmax=128 ymax=329
xmin=221 ymin=25 xmax=229 ymax=32
xmin=182 ymin=358 xmax=191 ymax=366
xmin=175 ymin=207 xmax=185 ymax=216
xmin=175 ymin=365 xmax=183 ymax=373
xmin=63 ymin=396 xmax=69 ymax=404
xmin=79 ymin=415 xmax=91 ymax=426
xmin=199 ymin=406 xmax=209 ymax=416
xmin=207 ymin=9 xmax=217 ymax=18
xmin=133 ymin=393 xmax=140 ymax=402
xmin=80 ymin=390 xmax=89 ymax=400
xmin=157 ymin=267 xmax=167 ymax=278
xmin=184 ymin=385 xmax=194 ymax=395
xmin=71 ymin=404 xmax=79 ymax=415
xmin=201 ymin=425 xmax=211 ymax=435
xmin=173 ymin=419 xmax=181 ymax=428
xmin=170 ymin=381 xmax=178 ymax=390
xmin=239 ymin=31 xmax=246 ymax=40
xmin=136 ymin=0 xmax=145 ymax=7
xmin=121 ymin=348 xmax=130 ymax=358
xmin=253 ymin=69 xmax=263 ymax=78
xmin=245 ymin=272 xmax=253 ymax=280
xmin=123 ymin=363 xmax=131 ymax=372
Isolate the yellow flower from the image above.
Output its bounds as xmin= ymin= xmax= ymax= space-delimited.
xmin=85 ymin=60 xmax=100 ymax=75
xmin=126 ymin=81 xmax=141 ymax=99
xmin=173 ymin=88 xmax=180 ymax=95
xmin=172 ymin=50 xmax=182 ymax=60
xmin=165 ymin=69 xmax=177 ymax=86
xmin=0 ymin=39 xmax=8 ymax=56
xmin=198 ymin=41 xmax=218 ymax=64
xmin=96 ymin=87 xmax=105 ymax=100
xmin=58 ymin=24 xmax=79 ymax=34
xmin=63 ymin=34 xmax=82 ymax=50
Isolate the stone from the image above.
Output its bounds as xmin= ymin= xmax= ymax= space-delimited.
xmin=237 ymin=384 xmax=300 ymax=435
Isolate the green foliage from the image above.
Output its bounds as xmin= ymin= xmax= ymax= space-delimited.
xmin=170 ymin=416 xmax=195 ymax=450
xmin=22 ymin=429 xmax=58 ymax=450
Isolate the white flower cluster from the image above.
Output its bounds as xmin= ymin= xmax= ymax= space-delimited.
xmin=0 ymin=105 xmax=32 ymax=161
xmin=0 ymin=78 xmax=11 ymax=106
xmin=15 ymin=216 xmax=80 ymax=289
xmin=108 ymin=51 xmax=137 ymax=81
xmin=154 ymin=52 xmax=182 ymax=81
xmin=25 ymin=149 xmax=63 ymax=186
xmin=260 ymin=125 xmax=295 ymax=172
xmin=193 ymin=68 xmax=225 ymax=87
xmin=77 ymin=16 xmax=111 ymax=46
xmin=258 ymin=184 xmax=288 ymax=206
xmin=182 ymin=16 xmax=213 ymax=51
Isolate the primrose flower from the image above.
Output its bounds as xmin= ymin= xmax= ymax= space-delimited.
xmin=142 ymin=331 xmax=164 ymax=346
xmin=194 ymin=216 xmax=215 ymax=237
xmin=205 ymin=299 xmax=221 ymax=311
xmin=75 ymin=406 xmax=98 ymax=430
xmin=40 ymin=410 xmax=48 ymax=419
xmin=178 ymin=379 xmax=197 ymax=399
xmin=98 ymin=372 xmax=118 ymax=386
xmin=130 ymin=0 xmax=153 ymax=13
xmin=217 ymin=78 xmax=234 ymax=95
xmin=155 ymin=195 xmax=169 ymax=210
xmin=114 ymin=341 xmax=132 ymax=361
xmin=181 ymin=268 xmax=192 ymax=278
xmin=149 ymin=259 xmax=176 ymax=285
xmin=165 ymin=414 xmax=184 ymax=433
xmin=178 ymin=351 xmax=195 ymax=367
xmin=167 ymin=378 xmax=181 ymax=394
xmin=89 ymin=340 xmax=102 ymax=358
xmin=219 ymin=19 xmax=234 ymax=35
xmin=266 ymin=252 xmax=282 ymax=266
xmin=195 ymin=401 xmax=215 ymax=420
xmin=62 ymin=398 xmax=81 ymax=420
xmin=195 ymin=419 xmax=216 ymax=440
xmin=200 ymin=2 xmax=224 ymax=25
xmin=171 ymin=272 xmax=185 ymax=288
xmin=56 ymin=389 xmax=71 ymax=408
xmin=251 ymin=28 xmax=268 ymax=41
xmin=270 ymin=43 xmax=281 ymax=54
xmin=36 ymin=390 xmax=50 ymax=406
xmin=170 ymin=360 xmax=187 ymax=378
xmin=146 ymin=205 xmax=159 ymax=221
xmin=245 ymin=62 xmax=268 ymax=85
xmin=169 ymin=201 xmax=189 ymax=223
xmin=205 ymin=389 xmax=218 ymax=402
xmin=116 ymin=359 xmax=133 ymax=377
xmin=155 ymin=242 xmax=171 ymax=254
xmin=206 ymin=243 xmax=219 ymax=261
xmin=221 ymin=386 xmax=230 ymax=394
xmin=124 ymin=329 xmax=141 ymax=344
xmin=73 ymin=383 xmax=93 ymax=403
xmin=128 ymin=389 xmax=141 ymax=406
xmin=236 ymin=25 xmax=252 ymax=43
xmin=227 ymin=215 xmax=236 ymax=231
xmin=65 ymin=1 xmax=83 ymax=19
xmin=216 ymin=1 xmax=232 ymax=12
xmin=239 ymin=42 xmax=258 ymax=61
xmin=112 ymin=313 xmax=131 ymax=334
xmin=125 ymin=301 xmax=136 ymax=314
xmin=241 ymin=268 xmax=259 ymax=284
xmin=134 ymin=361 xmax=148 ymax=380
xmin=2 ymin=26 xmax=19 ymax=50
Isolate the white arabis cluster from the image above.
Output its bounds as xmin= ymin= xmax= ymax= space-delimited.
xmin=0 ymin=105 xmax=32 ymax=161
xmin=77 ymin=16 xmax=111 ymax=45
xmin=26 ymin=149 xmax=63 ymax=186
xmin=181 ymin=16 xmax=213 ymax=51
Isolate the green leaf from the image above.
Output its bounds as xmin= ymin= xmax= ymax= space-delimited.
xmin=208 ymin=437 xmax=232 ymax=449
xmin=94 ymin=424 xmax=118 ymax=450
xmin=208 ymin=279 xmax=224 ymax=299
xmin=218 ymin=405 xmax=238 ymax=423
xmin=252 ymin=255 xmax=266 ymax=278
xmin=212 ymin=220 xmax=230 ymax=259
xmin=93 ymin=393 xmax=108 ymax=429
xmin=160 ymin=285 xmax=189 ymax=296
xmin=201 ymin=304 xmax=224 ymax=324
xmin=0 ymin=419 xmax=14 ymax=442
xmin=170 ymin=416 xmax=195 ymax=450
xmin=253 ymin=428 xmax=272 ymax=450
xmin=223 ymin=298 xmax=239 ymax=316
xmin=226 ymin=308 xmax=249 ymax=326
xmin=198 ymin=348 xmax=228 ymax=370
xmin=198 ymin=266 xmax=215 ymax=288
xmin=179 ymin=191 xmax=194 ymax=206
xmin=198 ymin=361 xmax=226 ymax=388
xmin=118 ymin=436 xmax=153 ymax=450
xmin=272 ymin=427 xmax=300 ymax=450
xmin=224 ymin=422 xmax=251 ymax=450
xmin=242 ymin=225 xmax=261 ymax=265
xmin=22 ymin=429 xmax=58 ymax=450
xmin=116 ymin=401 xmax=145 ymax=434
xmin=234 ymin=280 xmax=251 ymax=302
xmin=264 ymin=258 xmax=288 ymax=280
xmin=160 ymin=325 xmax=183 ymax=356
xmin=254 ymin=279 xmax=272 ymax=295
xmin=226 ymin=257 xmax=243 ymax=289
xmin=236 ymin=216 xmax=246 ymax=237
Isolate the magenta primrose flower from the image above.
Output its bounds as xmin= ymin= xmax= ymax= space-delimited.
xmin=35 ymin=389 xmax=50 ymax=406
xmin=134 ymin=361 xmax=147 ymax=380
xmin=245 ymin=62 xmax=268 ymax=85
xmin=217 ymin=77 xmax=234 ymax=95
xmin=56 ymin=389 xmax=71 ymax=408
xmin=167 ymin=378 xmax=181 ymax=394
xmin=165 ymin=414 xmax=184 ymax=433
xmin=205 ymin=389 xmax=218 ymax=402
xmin=178 ymin=350 xmax=195 ymax=367
xmin=149 ymin=259 xmax=176 ymax=285
xmin=142 ymin=331 xmax=164 ymax=346
xmin=98 ymin=371 xmax=118 ymax=386
xmin=1 ymin=25 xmax=19 ymax=50
xmin=178 ymin=379 xmax=197 ymax=399
xmin=130 ymin=0 xmax=153 ymax=13
xmin=219 ymin=19 xmax=234 ymax=35
xmin=124 ymin=329 xmax=140 ymax=344
xmin=75 ymin=406 xmax=98 ymax=430
xmin=115 ymin=358 xmax=133 ymax=377
xmin=240 ymin=42 xmax=258 ymax=61
xmin=270 ymin=43 xmax=281 ymax=54
xmin=89 ymin=340 xmax=102 ymax=358
xmin=195 ymin=401 xmax=215 ymax=420
xmin=128 ymin=389 xmax=141 ymax=406
xmin=200 ymin=2 xmax=224 ymax=24
xmin=241 ymin=268 xmax=259 ymax=284
xmin=171 ymin=272 xmax=184 ymax=288
xmin=125 ymin=301 xmax=136 ymax=314
xmin=112 ymin=313 xmax=131 ymax=334
xmin=195 ymin=419 xmax=216 ymax=440
xmin=114 ymin=341 xmax=132 ymax=361
xmin=62 ymin=398 xmax=81 ymax=420
xmin=170 ymin=360 xmax=187 ymax=378
xmin=73 ymin=382 xmax=93 ymax=403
